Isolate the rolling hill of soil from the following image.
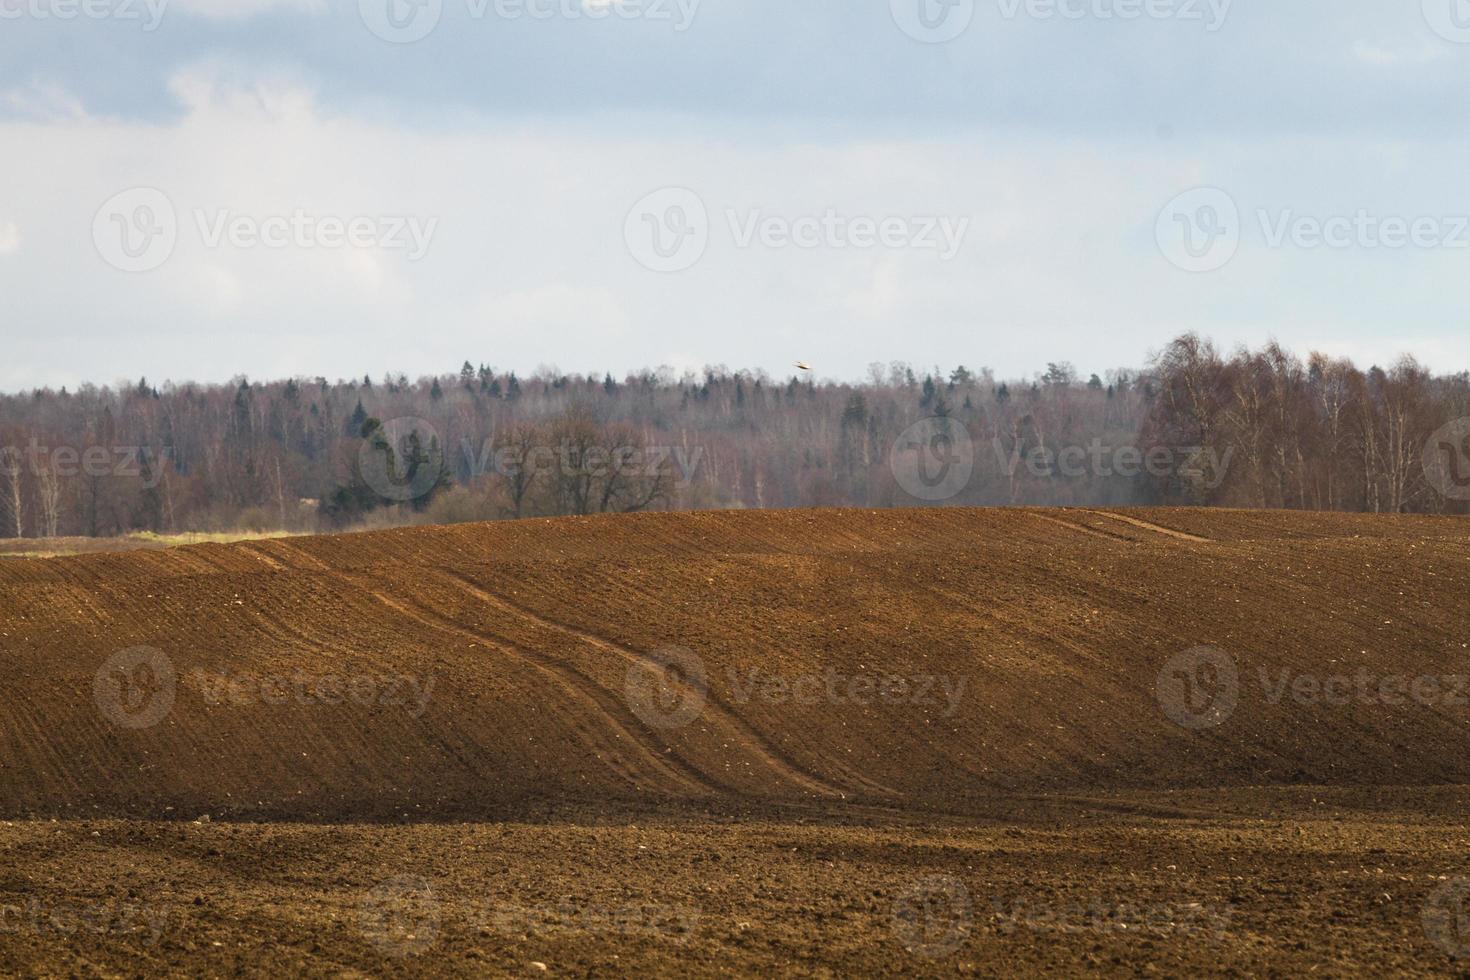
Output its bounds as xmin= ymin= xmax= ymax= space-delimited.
xmin=2 ymin=507 xmax=1468 ymax=821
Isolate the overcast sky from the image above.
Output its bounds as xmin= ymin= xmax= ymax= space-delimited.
xmin=3 ymin=0 xmax=1469 ymax=391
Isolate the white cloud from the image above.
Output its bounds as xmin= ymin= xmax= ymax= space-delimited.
xmin=1350 ymin=39 xmax=1443 ymax=67
xmin=165 ymin=65 xmax=320 ymax=120
xmin=1307 ymin=335 xmax=1470 ymax=372
xmin=481 ymin=284 xmax=631 ymax=335
xmin=165 ymin=0 xmax=324 ymax=19
xmin=2 ymin=68 xmax=1469 ymax=392
xmin=1 ymin=81 xmax=91 ymax=123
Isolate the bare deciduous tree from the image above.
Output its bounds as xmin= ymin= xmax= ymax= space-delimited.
xmin=0 ymin=447 xmax=23 ymax=538
xmin=0 ymin=336 xmax=1464 ymax=538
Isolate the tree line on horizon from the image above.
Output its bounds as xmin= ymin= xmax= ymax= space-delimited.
xmin=0 ymin=334 xmax=1467 ymax=540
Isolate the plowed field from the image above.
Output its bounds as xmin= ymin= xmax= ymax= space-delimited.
xmin=2 ymin=508 xmax=1468 ymax=976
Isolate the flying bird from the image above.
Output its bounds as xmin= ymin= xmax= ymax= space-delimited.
xmin=795 ymin=362 xmax=812 ymax=372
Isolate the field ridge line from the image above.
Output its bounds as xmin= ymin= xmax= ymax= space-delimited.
xmin=1081 ymin=510 xmax=1214 ymax=543
xmin=1027 ymin=512 xmax=1137 ymax=544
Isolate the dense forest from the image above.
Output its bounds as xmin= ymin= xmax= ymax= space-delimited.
xmin=1 ymin=333 xmax=1467 ymax=539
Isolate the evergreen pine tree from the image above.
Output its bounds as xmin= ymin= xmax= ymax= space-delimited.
xmin=347 ymin=400 xmax=369 ymax=437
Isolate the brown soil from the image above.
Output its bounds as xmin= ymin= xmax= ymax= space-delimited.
xmin=2 ymin=508 xmax=1469 ymax=975
xmin=3 ymin=792 xmax=1470 ymax=977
